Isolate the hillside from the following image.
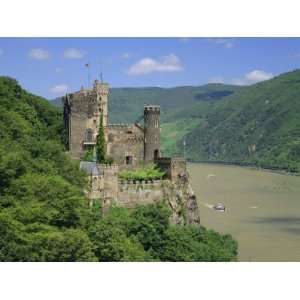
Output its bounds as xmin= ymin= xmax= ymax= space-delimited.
xmin=185 ymin=70 xmax=300 ymax=172
xmin=108 ymin=84 xmax=240 ymax=124
xmin=52 ymin=84 xmax=240 ymax=122
xmin=0 ymin=76 xmax=237 ymax=261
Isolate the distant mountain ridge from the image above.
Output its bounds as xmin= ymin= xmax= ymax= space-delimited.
xmin=50 ymin=83 xmax=241 ymax=123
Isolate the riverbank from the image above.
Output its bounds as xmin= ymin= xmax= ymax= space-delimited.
xmin=187 ymin=159 xmax=300 ymax=176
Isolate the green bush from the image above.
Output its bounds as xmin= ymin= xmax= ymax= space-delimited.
xmin=119 ymin=164 xmax=165 ymax=181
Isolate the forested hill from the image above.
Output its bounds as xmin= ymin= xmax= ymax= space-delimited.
xmin=0 ymin=76 xmax=237 ymax=262
xmin=108 ymin=84 xmax=240 ymax=123
xmin=51 ymin=83 xmax=241 ymax=123
xmin=185 ymin=70 xmax=300 ymax=172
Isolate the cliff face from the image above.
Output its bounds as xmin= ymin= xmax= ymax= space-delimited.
xmin=161 ymin=177 xmax=200 ymax=225
xmin=114 ymin=177 xmax=200 ymax=225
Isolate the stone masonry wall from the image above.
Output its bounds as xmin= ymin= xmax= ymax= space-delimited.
xmin=107 ymin=124 xmax=144 ymax=168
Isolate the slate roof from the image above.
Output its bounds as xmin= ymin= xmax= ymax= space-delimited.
xmin=79 ymin=161 xmax=103 ymax=176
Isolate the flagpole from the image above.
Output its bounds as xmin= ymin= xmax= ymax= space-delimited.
xmin=85 ymin=63 xmax=91 ymax=88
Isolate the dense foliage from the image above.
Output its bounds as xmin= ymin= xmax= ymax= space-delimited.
xmin=119 ymin=164 xmax=165 ymax=181
xmin=0 ymin=76 xmax=238 ymax=261
xmin=87 ymin=203 xmax=238 ymax=262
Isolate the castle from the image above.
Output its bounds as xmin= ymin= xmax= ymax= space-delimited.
xmin=63 ymin=80 xmax=160 ymax=165
xmin=63 ymin=80 xmax=200 ymax=225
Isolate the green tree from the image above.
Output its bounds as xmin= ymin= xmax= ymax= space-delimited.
xmin=88 ymin=207 xmax=153 ymax=262
xmin=128 ymin=203 xmax=170 ymax=258
xmin=96 ymin=114 xmax=106 ymax=163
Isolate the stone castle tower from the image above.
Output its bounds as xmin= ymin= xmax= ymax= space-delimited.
xmin=144 ymin=105 xmax=160 ymax=163
xmin=63 ymin=80 xmax=109 ymax=159
xmin=63 ymin=80 xmax=160 ymax=165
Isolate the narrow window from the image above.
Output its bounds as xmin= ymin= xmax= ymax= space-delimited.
xmin=154 ymin=149 xmax=159 ymax=160
xmin=125 ymin=155 xmax=133 ymax=165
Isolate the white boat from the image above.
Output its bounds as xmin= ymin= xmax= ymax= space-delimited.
xmin=213 ymin=202 xmax=226 ymax=212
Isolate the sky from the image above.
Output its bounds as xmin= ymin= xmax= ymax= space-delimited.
xmin=1 ymin=37 xmax=300 ymax=99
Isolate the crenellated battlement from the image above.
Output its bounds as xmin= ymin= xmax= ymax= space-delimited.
xmin=118 ymin=179 xmax=164 ymax=186
xmin=144 ymin=105 xmax=160 ymax=112
xmin=98 ymin=163 xmax=119 ymax=170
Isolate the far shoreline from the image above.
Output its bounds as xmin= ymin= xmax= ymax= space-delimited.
xmin=187 ymin=160 xmax=300 ymax=177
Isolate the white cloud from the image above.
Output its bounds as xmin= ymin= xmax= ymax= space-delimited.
xmin=232 ymin=70 xmax=274 ymax=85
xmin=208 ymin=38 xmax=235 ymax=49
xmin=127 ymin=54 xmax=183 ymax=75
xmin=63 ymin=48 xmax=85 ymax=59
xmin=29 ymin=48 xmax=50 ymax=60
xmin=245 ymin=70 xmax=274 ymax=83
xmin=50 ymin=84 xmax=69 ymax=95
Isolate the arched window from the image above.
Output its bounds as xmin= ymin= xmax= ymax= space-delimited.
xmin=85 ymin=128 xmax=93 ymax=142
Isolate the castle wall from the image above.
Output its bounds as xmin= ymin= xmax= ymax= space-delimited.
xmin=107 ymin=124 xmax=144 ymax=167
xmin=102 ymin=164 xmax=119 ymax=203
xmin=117 ymin=180 xmax=164 ymax=208
xmin=116 ymin=178 xmax=200 ymax=225
xmin=156 ymin=157 xmax=187 ymax=183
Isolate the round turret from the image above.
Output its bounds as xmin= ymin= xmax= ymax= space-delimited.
xmin=144 ymin=105 xmax=160 ymax=163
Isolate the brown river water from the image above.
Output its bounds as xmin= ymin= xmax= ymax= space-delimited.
xmin=188 ymin=162 xmax=300 ymax=262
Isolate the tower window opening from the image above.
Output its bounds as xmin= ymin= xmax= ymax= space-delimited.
xmin=85 ymin=128 xmax=94 ymax=142
xmin=125 ymin=155 xmax=133 ymax=165
xmin=154 ymin=149 xmax=159 ymax=160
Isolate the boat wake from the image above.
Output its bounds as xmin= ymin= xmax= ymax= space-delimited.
xmin=203 ymin=203 xmax=214 ymax=209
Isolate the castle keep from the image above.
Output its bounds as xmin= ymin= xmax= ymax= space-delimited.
xmin=63 ymin=80 xmax=200 ymax=225
xmin=63 ymin=80 xmax=160 ymax=166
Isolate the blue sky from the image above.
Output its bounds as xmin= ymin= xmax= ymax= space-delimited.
xmin=1 ymin=38 xmax=300 ymax=99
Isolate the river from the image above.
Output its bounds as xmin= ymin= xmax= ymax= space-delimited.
xmin=188 ymin=162 xmax=300 ymax=261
